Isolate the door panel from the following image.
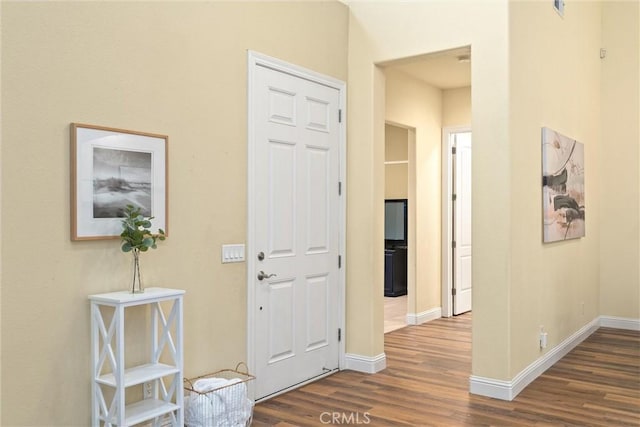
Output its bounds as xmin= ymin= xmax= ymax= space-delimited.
xmin=268 ymin=140 xmax=296 ymax=257
xmin=268 ymin=87 xmax=297 ymax=126
xmin=305 ymin=97 xmax=330 ymax=132
xmin=268 ymin=280 xmax=295 ymax=363
xmin=306 ymin=274 xmax=329 ymax=351
xmin=453 ymin=132 xmax=472 ymax=315
xmin=306 ymin=146 xmax=330 ymax=253
xmin=253 ymin=64 xmax=340 ymax=399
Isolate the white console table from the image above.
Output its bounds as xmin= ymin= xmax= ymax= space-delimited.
xmin=89 ymin=287 xmax=185 ymax=426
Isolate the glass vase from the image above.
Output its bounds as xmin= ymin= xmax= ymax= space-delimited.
xmin=131 ymin=249 xmax=144 ymax=293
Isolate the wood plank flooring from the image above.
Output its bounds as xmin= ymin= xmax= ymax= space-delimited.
xmin=252 ymin=314 xmax=640 ymax=426
xmin=384 ymin=295 xmax=408 ymax=333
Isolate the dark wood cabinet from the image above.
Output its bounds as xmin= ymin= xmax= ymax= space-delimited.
xmin=384 ymin=246 xmax=407 ymax=297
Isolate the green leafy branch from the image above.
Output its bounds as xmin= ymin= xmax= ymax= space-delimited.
xmin=120 ymin=204 xmax=166 ymax=253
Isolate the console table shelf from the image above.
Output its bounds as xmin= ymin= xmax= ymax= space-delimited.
xmin=96 ymin=363 xmax=180 ymax=388
xmin=89 ymin=287 xmax=185 ymax=427
xmin=110 ymin=399 xmax=180 ymax=427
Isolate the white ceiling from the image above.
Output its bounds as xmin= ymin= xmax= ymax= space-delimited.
xmin=381 ymin=47 xmax=471 ymax=90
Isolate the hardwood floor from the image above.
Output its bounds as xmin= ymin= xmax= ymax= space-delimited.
xmin=384 ymin=295 xmax=407 ymax=334
xmin=252 ymin=314 xmax=640 ymax=426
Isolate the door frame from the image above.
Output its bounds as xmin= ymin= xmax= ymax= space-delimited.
xmin=441 ymin=125 xmax=471 ymax=317
xmin=246 ymin=51 xmax=347 ymax=397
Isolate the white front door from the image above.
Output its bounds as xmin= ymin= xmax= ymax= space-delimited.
xmin=249 ymin=56 xmax=343 ymax=400
xmin=453 ymin=132 xmax=472 ymax=315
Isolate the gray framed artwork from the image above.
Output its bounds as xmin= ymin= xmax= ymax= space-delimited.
xmin=71 ymin=123 xmax=168 ymax=240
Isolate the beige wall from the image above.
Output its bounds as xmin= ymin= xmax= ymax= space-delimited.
xmin=385 ymin=123 xmax=408 ymax=200
xmin=2 ymin=3 xmax=637 ymax=424
xmin=344 ymin=15 xmax=386 ymax=358
xmin=385 ymin=123 xmax=409 ymax=162
xmin=384 ymin=162 xmax=408 ymax=199
xmin=508 ymin=1 xmax=603 ymax=377
xmin=347 ymin=1 xmax=511 ymax=378
xmin=350 ymin=0 xmax=637 ymax=385
xmin=385 ymin=69 xmax=442 ymax=316
xmin=0 ymin=0 xmax=3 ymax=419
xmin=599 ymin=1 xmax=640 ymax=319
xmin=0 ymin=2 xmax=348 ymax=424
xmin=0 ymin=3 xmax=4 ymax=418
xmin=443 ymin=86 xmax=471 ymax=127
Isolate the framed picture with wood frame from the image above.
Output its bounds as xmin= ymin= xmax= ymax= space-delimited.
xmin=71 ymin=123 xmax=168 ymax=240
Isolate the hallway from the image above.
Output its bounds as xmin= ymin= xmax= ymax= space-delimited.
xmin=252 ymin=314 xmax=640 ymax=426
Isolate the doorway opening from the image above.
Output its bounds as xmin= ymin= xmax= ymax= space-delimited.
xmin=383 ymin=123 xmax=413 ymax=333
xmin=380 ymin=46 xmax=472 ymax=337
xmin=442 ymin=127 xmax=473 ymax=317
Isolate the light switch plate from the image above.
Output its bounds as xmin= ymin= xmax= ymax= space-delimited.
xmin=222 ymin=244 xmax=245 ymax=263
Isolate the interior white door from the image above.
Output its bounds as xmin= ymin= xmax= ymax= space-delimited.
xmin=252 ymin=64 xmax=341 ymax=399
xmin=453 ymin=132 xmax=472 ymax=315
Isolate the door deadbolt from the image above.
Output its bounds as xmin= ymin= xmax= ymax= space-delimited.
xmin=257 ymin=251 xmax=265 ymax=261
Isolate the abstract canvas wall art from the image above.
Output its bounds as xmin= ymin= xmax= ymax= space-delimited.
xmin=542 ymin=127 xmax=585 ymax=243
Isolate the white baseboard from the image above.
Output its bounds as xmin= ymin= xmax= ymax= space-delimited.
xmin=467 ymin=376 xmax=513 ymax=401
xmin=406 ymin=307 xmax=442 ymax=325
xmin=469 ymin=317 xmax=600 ymax=401
xmin=599 ymin=315 xmax=640 ymax=330
xmin=344 ymin=353 xmax=386 ymax=374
